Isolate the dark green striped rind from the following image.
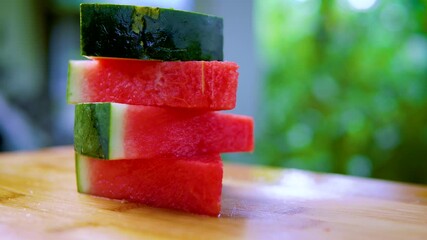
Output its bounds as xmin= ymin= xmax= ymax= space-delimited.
xmin=74 ymin=103 xmax=111 ymax=159
xmin=80 ymin=4 xmax=223 ymax=61
xmin=66 ymin=61 xmax=73 ymax=101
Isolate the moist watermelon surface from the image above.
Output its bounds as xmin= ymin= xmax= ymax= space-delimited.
xmin=76 ymin=153 xmax=223 ymax=216
xmin=74 ymin=103 xmax=254 ymax=160
xmin=80 ymin=4 xmax=223 ymax=61
xmin=67 ymin=59 xmax=238 ymax=110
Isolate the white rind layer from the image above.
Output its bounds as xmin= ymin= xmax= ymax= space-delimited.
xmin=76 ymin=153 xmax=90 ymax=193
xmin=109 ymin=103 xmax=127 ymax=159
xmin=67 ymin=60 xmax=97 ymax=103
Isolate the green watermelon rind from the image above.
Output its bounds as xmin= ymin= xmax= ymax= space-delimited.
xmin=74 ymin=103 xmax=111 ymax=159
xmin=80 ymin=4 xmax=223 ymax=61
xmin=66 ymin=62 xmax=72 ymax=101
xmin=74 ymin=103 xmax=126 ymax=160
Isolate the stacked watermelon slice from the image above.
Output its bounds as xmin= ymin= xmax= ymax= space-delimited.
xmin=67 ymin=4 xmax=254 ymax=217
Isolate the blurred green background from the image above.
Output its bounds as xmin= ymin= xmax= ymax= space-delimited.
xmin=255 ymin=0 xmax=427 ymax=183
xmin=0 ymin=0 xmax=426 ymax=184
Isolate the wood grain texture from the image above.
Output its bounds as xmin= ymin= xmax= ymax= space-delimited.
xmin=1 ymin=146 xmax=427 ymax=240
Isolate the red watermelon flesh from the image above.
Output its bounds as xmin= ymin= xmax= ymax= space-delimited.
xmin=76 ymin=153 xmax=223 ymax=216
xmin=67 ymin=58 xmax=239 ymax=110
xmin=125 ymin=105 xmax=254 ymax=159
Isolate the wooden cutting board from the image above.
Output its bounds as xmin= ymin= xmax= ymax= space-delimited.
xmin=1 ymin=146 xmax=426 ymax=240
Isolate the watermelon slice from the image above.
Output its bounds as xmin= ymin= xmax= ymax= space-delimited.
xmin=80 ymin=4 xmax=223 ymax=61
xmin=67 ymin=59 xmax=238 ymax=110
xmin=76 ymin=153 xmax=223 ymax=216
xmin=74 ymin=103 xmax=254 ymax=160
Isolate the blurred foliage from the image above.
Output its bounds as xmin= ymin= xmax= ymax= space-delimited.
xmin=255 ymin=0 xmax=427 ymax=183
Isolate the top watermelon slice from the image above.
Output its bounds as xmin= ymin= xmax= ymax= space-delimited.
xmin=67 ymin=59 xmax=238 ymax=110
xmin=80 ymin=4 xmax=223 ymax=61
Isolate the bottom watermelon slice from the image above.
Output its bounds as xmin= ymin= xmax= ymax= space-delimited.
xmin=76 ymin=153 xmax=223 ymax=216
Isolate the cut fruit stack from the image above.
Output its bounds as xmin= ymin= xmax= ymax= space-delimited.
xmin=66 ymin=3 xmax=254 ymax=217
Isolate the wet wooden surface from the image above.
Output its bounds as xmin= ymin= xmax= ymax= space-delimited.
xmin=1 ymin=146 xmax=427 ymax=239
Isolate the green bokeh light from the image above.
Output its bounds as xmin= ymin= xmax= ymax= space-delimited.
xmin=255 ymin=0 xmax=427 ymax=183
